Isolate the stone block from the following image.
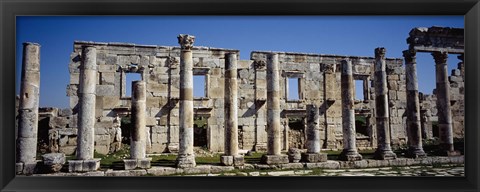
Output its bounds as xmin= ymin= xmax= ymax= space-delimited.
xmin=96 ymin=85 xmax=115 ymax=96
xmin=68 ymin=160 xmax=83 ymax=172
xmin=146 ymin=166 xmax=178 ymax=176
xmin=260 ymin=154 xmax=289 ymax=165
xmin=124 ymin=158 xmax=152 ymax=170
xmin=301 ymin=153 xmax=328 ymax=163
xmin=83 ymin=159 xmax=101 ymax=172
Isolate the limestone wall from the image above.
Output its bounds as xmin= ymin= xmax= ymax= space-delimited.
xmin=55 ymin=40 xmax=462 ymax=155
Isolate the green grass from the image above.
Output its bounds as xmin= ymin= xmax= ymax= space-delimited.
xmin=94 ymin=145 xmax=130 ymax=170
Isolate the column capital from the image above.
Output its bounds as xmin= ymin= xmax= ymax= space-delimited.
xmin=322 ymin=63 xmax=336 ymax=74
xmin=432 ymin=51 xmax=448 ymax=64
xmin=375 ymin=47 xmax=386 ymax=59
xmin=177 ymin=34 xmax=195 ymax=50
xmin=402 ymin=49 xmax=416 ymax=64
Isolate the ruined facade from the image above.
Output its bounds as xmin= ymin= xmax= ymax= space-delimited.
xmin=31 ymin=26 xmax=464 ymax=156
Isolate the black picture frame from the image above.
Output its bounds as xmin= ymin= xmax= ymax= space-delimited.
xmin=1 ymin=0 xmax=479 ymax=192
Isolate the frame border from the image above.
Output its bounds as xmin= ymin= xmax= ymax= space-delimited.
xmin=1 ymin=0 xmax=479 ymax=192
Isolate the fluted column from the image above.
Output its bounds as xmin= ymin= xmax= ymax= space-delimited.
xmin=124 ymin=81 xmax=152 ymax=170
xmin=432 ymin=51 xmax=459 ymax=156
xmin=339 ymin=59 xmax=362 ymax=161
xmin=261 ymin=53 xmax=288 ymax=165
xmin=404 ymin=49 xmax=426 ymax=158
xmin=16 ymin=42 xmax=41 ymax=174
xmin=176 ymin=34 xmax=196 ymax=168
xmin=221 ymin=53 xmax=244 ymax=166
xmin=373 ymin=48 xmax=397 ymax=160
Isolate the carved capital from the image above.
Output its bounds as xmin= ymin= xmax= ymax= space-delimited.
xmin=402 ymin=49 xmax=416 ymax=64
xmin=254 ymin=60 xmax=266 ymax=70
xmin=432 ymin=51 xmax=448 ymax=64
xmin=177 ymin=34 xmax=195 ymax=50
xmin=322 ymin=63 xmax=336 ymax=74
xmin=375 ymin=47 xmax=386 ymax=59
xmin=168 ymin=56 xmax=179 ymax=68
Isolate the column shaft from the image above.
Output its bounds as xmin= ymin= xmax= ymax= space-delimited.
xmin=373 ymin=48 xmax=397 ymax=160
xmin=176 ymin=34 xmax=196 ymax=168
xmin=306 ymin=104 xmax=320 ymax=153
xmin=267 ymin=53 xmax=282 ymax=155
xmin=404 ymin=49 xmax=426 ymax=158
xmin=339 ymin=59 xmax=362 ymax=161
xmin=17 ymin=42 xmax=41 ymax=164
xmin=224 ymin=53 xmax=239 ymax=156
xmin=76 ymin=46 xmax=97 ymax=160
xmin=432 ymin=51 xmax=455 ymax=154
xmin=130 ymin=81 xmax=147 ymax=159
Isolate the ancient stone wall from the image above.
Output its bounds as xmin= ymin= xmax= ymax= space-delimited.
xmin=419 ymin=62 xmax=465 ymax=140
xmin=54 ymin=40 xmax=460 ymax=155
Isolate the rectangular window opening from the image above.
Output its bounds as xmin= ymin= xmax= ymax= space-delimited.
xmin=287 ymin=77 xmax=300 ymax=101
xmin=125 ymin=73 xmax=142 ymax=97
xmin=193 ymin=75 xmax=207 ymax=98
xmin=354 ymin=80 xmax=365 ymax=101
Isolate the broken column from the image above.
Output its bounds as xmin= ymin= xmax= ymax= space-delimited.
xmin=339 ymin=59 xmax=362 ymax=161
xmin=432 ymin=51 xmax=459 ymax=156
xmin=373 ymin=48 xmax=397 ymax=160
xmin=261 ymin=53 xmax=288 ymax=165
xmin=68 ymin=45 xmax=100 ymax=172
xmin=301 ymin=104 xmax=327 ymax=162
xmin=221 ymin=53 xmax=244 ymax=166
xmin=124 ymin=81 xmax=151 ymax=170
xmin=16 ymin=42 xmax=41 ymax=174
xmin=176 ymin=34 xmax=196 ymax=168
xmin=403 ymin=49 xmax=426 ymax=158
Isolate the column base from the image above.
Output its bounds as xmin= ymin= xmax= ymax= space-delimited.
xmin=436 ymin=150 xmax=462 ymax=156
xmin=339 ymin=149 xmax=362 ymax=161
xmin=374 ymin=149 xmax=397 ymax=160
xmin=124 ymin=158 xmax=152 ymax=170
xmin=405 ymin=147 xmax=427 ymax=158
xmin=220 ymin=155 xmax=245 ymax=166
xmin=176 ymin=154 xmax=196 ymax=168
xmin=260 ymin=154 xmax=289 ymax=165
xmin=68 ymin=159 xmax=100 ymax=172
xmin=16 ymin=161 xmax=40 ymax=175
xmin=301 ymin=153 xmax=328 ymax=163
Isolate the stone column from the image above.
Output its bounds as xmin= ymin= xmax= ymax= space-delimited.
xmin=221 ymin=53 xmax=244 ymax=166
xmin=432 ymin=51 xmax=459 ymax=156
xmin=69 ymin=45 xmax=100 ymax=172
xmin=16 ymin=42 xmax=41 ymax=174
xmin=373 ymin=48 xmax=397 ymax=160
xmin=339 ymin=59 xmax=362 ymax=161
xmin=301 ymin=104 xmax=327 ymax=162
xmin=261 ymin=53 xmax=288 ymax=164
xmin=124 ymin=81 xmax=151 ymax=170
xmin=403 ymin=49 xmax=426 ymax=158
xmin=176 ymin=34 xmax=196 ymax=168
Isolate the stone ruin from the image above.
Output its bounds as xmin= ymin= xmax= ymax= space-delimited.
xmin=15 ymin=26 xmax=465 ymax=173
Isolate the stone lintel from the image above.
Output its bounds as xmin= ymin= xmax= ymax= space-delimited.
xmin=260 ymin=154 xmax=289 ymax=165
xmin=301 ymin=153 xmax=328 ymax=163
xmin=124 ymin=158 xmax=152 ymax=170
xmin=413 ymin=46 xmax=464 ymax=54
xmin=220 ymin=155 xmax=245 ymax=166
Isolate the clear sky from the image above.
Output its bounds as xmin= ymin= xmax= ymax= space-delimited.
xmin=16 ymin=16 xmax=464 ymax=108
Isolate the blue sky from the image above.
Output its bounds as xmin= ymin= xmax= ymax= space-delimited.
xmin=16 ymin=16 xmax=464 ymax=108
